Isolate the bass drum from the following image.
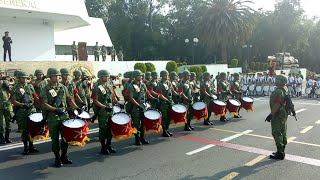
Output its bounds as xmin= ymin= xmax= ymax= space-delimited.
xmin=62 ymin=119 xmax=90 ymax=147
xmin=270 ymin=86 xmax=275 ymax=92
xmin=192 ymin=101 xmax=208 ymax=121
xmin=111 ymin=112 xmax=136 ymax=140
xmin=242 ymin=85 xmax=248 ymax=91
xmin=28 ymin=113 xmax=49 ymax=142
xmin=305 ymin=88 xmax=311 ymax=94
xmin=170 ymin=104 xmax=187 ymax=124
xmin=143 ymin=109 xmax=162 ymax=133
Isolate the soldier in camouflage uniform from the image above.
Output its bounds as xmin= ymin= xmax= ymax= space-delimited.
xmin=217 ymin=72 xmax=230 ymax=122
xmin=81 ymin=71 xmax=92 ymax=112
xmin=230 ymin=73 xmax=242 ymax=118
xmin=156 ymin=70 xmax=177 ymax=137
xmin=146 ymin=71 xmax=160 ymax=108
xmin=170 ymin=71 xmax=180 ymax=104
xmin=92 ymin=70 xmax=122 ymax=154
xmin=122 ymin=71 xmax=133 ymax=114
xmin=70 ymin=70 xmax=87 ymax=111
xmin=178 ymin=70 xmax=194 ymax=131
xmin=12 ymin=70 xmax=21 ymax=131
xmin=266 ymin=74 xmax=289 ymax=160
xmin=10 ymin=71 xmax=39 ymax=155
xmin=0 ymin=69 xmax=12 ymax=144
xmin=31 ymin=69 xmax=47 ymax=112
xmin=40 ymin=68 xmax=77 ymax=167
xmin=200 ymin=72 xmax=216 ymax=126
xmin=128 ymin=70 xmax=155 ymax=145
xmin=144 ymin=71 xmax=151 ymax=83
xmin=60 ymin=68 xmax=70 ymax=87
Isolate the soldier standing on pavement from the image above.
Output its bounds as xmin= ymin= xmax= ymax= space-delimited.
xmin=0 ymin=69 xmax=12 ymax=144
xmin=178 ymin=70 xmax=194 ymax=131
xmin=101 ymin=45 xmax=107 ymax=62
xmin=92 ymin=70 xmax=122 ymax=155
xmin=217 ymin=72 xmax=230 ymax=122
xmin=265 ymin=74 xmax=289 ymax=160
xmin=230 ymin=73 xmax=243 ymax=118
xmin=10 ymin=71 xmax=39 ymax=155
xmin=170 ymin=71 xmax=179 ymax=104
xmin=32 ymin=69 xmax=47 ymax=112
xmin=70 ymin=70 xmax=87 ymax=111
xmin=40 ymin=68 xmax=78 ymax=167
xmin=71 ymin=41 xmax=78 ymax=61
xmin=128 ymin=70 xmax=154 ymax=145
xmin=94 ymin=42 xmax=100 ymax=61
xmin=122 ymin=71 xmax=133 ymax=114
xmin=81 ymin=71 xmax=92 ymax=112
xmin=200 ymin=72 xmax=216 ymax=126
xmin=144 ymin=71 xmax=151 ymax=83
xmin=147 ymin=71 xmax=160 ymax=108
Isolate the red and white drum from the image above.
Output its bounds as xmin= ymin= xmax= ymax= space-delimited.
xmin=28 ymin=113 xmax=49 ymax=142
xmin=62 ymin=119 xmax=90 ymax=147
xmin=211 ymin=100 xmax=226 ymax=116
xmin=113 ymin=106 xmax=121 ymax=113
xmin=111 ymin=112 xmax=136 ymax=140
xmin=241 ymin=97 xmax=254 ymax=111
xmin=226 ymin=99 xmax=241 ymax=114
xmin=192 ymin=101 xmax=208 ymax=121
xmin=143 ymin=109 xmax=162 ymax=133
xmin=170 ymin=104 xmax=187 ymax=124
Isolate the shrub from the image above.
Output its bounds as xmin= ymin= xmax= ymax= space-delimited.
xmin=145 ymin=62 xmax=156 ymax=72
xmin=201 ymin=65 xmax=207 ymax=72
xmin=230 ymin=59 xmax=239 ymax=68
xmin=189 ymin=65 xmax=203 ymax=80
xmin=250 ymin=62 xmax=256 ymax=70
xmin=134 ymin=62 xmax=147 ymax=73
xmin=166 ymin=61 xmax=178 ymax=73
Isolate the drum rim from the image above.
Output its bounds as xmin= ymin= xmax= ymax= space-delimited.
xmin=228 ymin=99 xmax=241 ymax=106
xmin=29 ymin=113 xmax=43 ymax=122
xmin=63 ymin=119 xmax=85 ymax=128
xmin=172 ymin=104 xmax=187 ymax=112
xmin=77 ymin=111 xmax=91 ymax=119
xmin=111 ymin=112 xmax=131 ymax=124
xmin=144 ymin=108 xmax=162 ymax=120
xmin=242 ymin=97 xmax=254 ymax=102
xmin=213 ymin=100 xmax=227 ymax=105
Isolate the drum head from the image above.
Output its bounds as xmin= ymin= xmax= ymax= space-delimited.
xmin=213 ymin=100 xmax=226 ymax=106
xmin=77 ymin=111 xmax=91 ymax=119
xmin=111 ymin=112 xmax=131 ymax=125
xmin=263 ymin=86 xmax=269 ymax=91
xmin=172 ymin=104 xmax=187 ymax=113
xmin=29 ymin=113 xmax=43 ymax=122
xmin=144 ymin=109 xmax=161 ymax=120
xmin=242 ymin=85 xmax=248 ymax=91
xmin=229 ymin=99 xmax=241 ymax=106
xmin=113 ymin=106 xmax=121 ymax=113
xmin=249 ymin=85 xmax=255 ymax=91
xmin=256 ymin=86 xmax=262 ymax=92
xmin=63 ymin=119 xmax=85 ymax=128
xmin=192 ymin=102 xmax=206 ymax=110
xmin=242 ymin=97 xmax=254 ymax=103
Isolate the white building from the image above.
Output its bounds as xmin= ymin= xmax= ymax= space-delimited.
xmin=0 ymin=0 xmax=114 ymax=61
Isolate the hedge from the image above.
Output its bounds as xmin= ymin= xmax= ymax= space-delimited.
xmin=166 ymin=61 xmax=178 ymax=73
xmin=201 ymin=65 xmax=207 ymax=72
xmin=231 ymin=59 xmax=239 ymax=68
xmin=189 ymin=65 xmax=203 ymax=80
xmin=134 ymin=62 xmax=147 ymax=73
xmin=145 ymin=62 xmax=156 ymax=72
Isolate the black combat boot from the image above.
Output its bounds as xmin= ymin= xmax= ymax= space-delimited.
xmin=204 ymin=119 xmax=211 ymax=126
xmin=61 ymin=150 xmax=73 ymax=164
xmin=270 ymin=152 xmax=285 ymax=160
xmin=106 ymin=139 xmax=116 ymax=153
xmin=167 ymin=130 xmax=173 ymax=136
xmin=29 ymin=141 xmax=39 ymax=153
xmin=135 ymin=136 xmax=142 ymax=146
xmin=4 ymin=130 xmax=12 ymax=143
xmin=184 ymin=124 xmax=192 ymax=131
xmin=188 ymin=124 xmax=194 ymax=130
xmin=22 ymin=141 xmax=29 ymax=155
xmin=54 ymin=152 xmax=63 ymax=167
xmin=0 ymin=134 xmax=5 ymax=144
xmin=100 ymin=140 xmax=110 ymax=155
xmin=140 ymin=137 xmax=150 ymax=145
xmin=220 ymin=116 xmax=227 ymax=122
xmin=234 ymin=114 xmax=241 ymax=118
xmin=162 ymin=130 xmax=170 ymax=137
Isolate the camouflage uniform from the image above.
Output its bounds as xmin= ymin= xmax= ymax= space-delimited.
xmin=200 ymin=72 xmax=214 ymax=125
xmin=230 ymin=73 xmax=242 ymax=118
xmin=0 ymin=78 xmax=11 ymax=144
xmin=217 ymin=72 xmax=229 ymax=122
xmin=146 ymin=71 xmax=159 ymax=108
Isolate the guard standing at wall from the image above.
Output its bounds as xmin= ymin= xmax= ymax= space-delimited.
xmin=71 ymin=41 xmax=78 ymax=61
xmin=0 ymin=70 xmax=12 ymax=144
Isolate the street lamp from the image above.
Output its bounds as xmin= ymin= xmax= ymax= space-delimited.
xmin=185 ymin=38 xmax=199 ymax=65
xmin=242 ymin=44 xmax=253 ymax=71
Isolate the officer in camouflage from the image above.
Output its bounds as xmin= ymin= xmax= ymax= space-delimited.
xmin=266 ymin=74 xmax=289 ymax=160
xmin=156 ymin=70 xmax=177 ymax=137
xmin=217 ymin=72 xmax=230 ymax=122
xmin=0 ymin=69 xmax=12 ymax=144
xmin=60 ymin=68 xmax=71 ymax=87
xmin=146 ymin=71 xmax=160 ymax=108
xmin=122 ymin=71 xmax=133 ymax=114
xmin=200 ymin=72 xmax=216 ymax=126
xmin=70 ymin=70 xmax=87 ymax=111
xmin=40 ymin=68 xmax=78 ymax=167
xmin=31 ymin=69 xmax=47 ymax=112
xmin=10 ymin=71 xmax=39 ymax=155
xmin=170 ymin=71 xmax=180 ymax=104
xmin=92 ymin=70 xmax=122 ymax=155
xmin=230 ymin=73 xmax=242 ymax=118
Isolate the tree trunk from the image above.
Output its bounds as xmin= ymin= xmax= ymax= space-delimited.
xmin=221 ymin=43 xmax=227 ymax=63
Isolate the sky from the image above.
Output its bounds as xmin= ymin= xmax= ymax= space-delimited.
xmin=252 ymin=0 xmax=320 ymax=17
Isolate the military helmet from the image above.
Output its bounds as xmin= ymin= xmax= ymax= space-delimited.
xmin=145 ymin=71 xmax=151 ymax=77
xmin=202 ymin=72 xmax=210 ymax=78
xmin=73 ymin=70 xmax=82 ymax=76
xmin=132 ymin=70 xmax=143 ymax=78
xmin=275 ymin=74 xmax=287 ymax=85
xmin=220 ymin=72 xmax=227 ymax=77
xmin=182 ymin=70 xmax=191 ymax=77
xmin=14 ymin=70 xmax=21 ymax=77
xmin=190 ymin=72 xmax=196 ymax=77
xmin=233 ymin=73 xmax=239 ymax=78
xmin=170 ymin=71 xmax=177 ymax=78
xmin=60 ymin=68 xmax=70 ymax=75
xmin=97 ymin=70 xmax=110 ymax=78
xmin=123 ymin=71 xmax=132 ymax=78
xmin=151 ymin=71 xmax=158 ymax=77
xmin=160 ymin=70 xmax=169 ymax=77
xmin=47 ymin=68 xmax=61 ymax=77
xmin=82 ymin=71 xmax=88 ymax=77
xmin=16 ymin=71 xmax=29 ymax=78
xmin=34 ymin=69 xmax=44 ymax=76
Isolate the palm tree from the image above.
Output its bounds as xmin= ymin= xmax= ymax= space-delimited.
xmin=198 ymin=0 xmax=256 ymax=63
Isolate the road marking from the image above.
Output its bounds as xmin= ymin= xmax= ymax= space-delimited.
xmin=0 ymin=128 xmax=99 ymax=151
xmin=288 ymin=137 xmax=297 ymax=142
xmin=296 ymin=109 xmax=307 ymax=114
xmin=186 ymin=144 xmax=215 ymax=155
xmin=245 ymin=155 xmax=267 ymax=166
xmin=300 ymin=126 xmax=314 ymax=134
xmin=220 ymin=172 xmax=239 ymax=180
xmin=181 ymin=135 xmax=320 ymax=167
xmin=315 ymin=120 xmax=320 ymax=124
xmin=220 ymin=130 xmax=253 ymax=142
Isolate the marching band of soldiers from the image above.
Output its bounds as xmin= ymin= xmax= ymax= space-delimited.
xmin=0 ymin=66 xmax=306 ymax=166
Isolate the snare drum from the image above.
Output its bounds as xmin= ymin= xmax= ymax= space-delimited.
xmin=62 ymin=119 xmax=90 ymax=147
xmin=211 ymin=100 xmax=226 ymax=116
xmin=113 ymin=106 xmax=121 ymax=113
xmin=192 ymin=101 xmax=208 ymax=121
xmin=256 ymin=86 xmax=262 ymax=92
xmin=249 ymin=85 xmax=255 ymax=91
xmin=242 ymin=85 xmax=248 ymax=91
xmin=170 ymin=104 xmax=187 ymax=124
xmin=226 ymin=99 xmax=241 ymax=114
xmin=263 ymin=86 xmax=269 ymax=92
xmin=305 ymin=88 xmax=311 ymax=94
xmin=111 ymin=112 xmax=137 ymax=140
xmin=143 ymin=109 xmax=162 ymax=133
xmin=241 ymin=97 xmax=254 ymax=111
xmin=28 ymin=113 xmax=49 ymax=142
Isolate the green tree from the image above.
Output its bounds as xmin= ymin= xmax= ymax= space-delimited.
xmin=145 ymin=62 xmax=156 ymax=72
xmin=166 ymin=61 xmax=178 ymax=73
xmin=134 ymin=62 xmax=147 ymax=73
xmin=189 ymin=66 xmax=203 ymax=80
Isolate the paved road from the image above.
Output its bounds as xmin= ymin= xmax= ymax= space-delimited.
xmin=1 ymin=96 xmax=320 ymax=180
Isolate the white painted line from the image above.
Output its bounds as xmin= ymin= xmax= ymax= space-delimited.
xmin=315 ymin=120 xmax=320 ymax=124
xmin=0 ymin=128 xmax=100 ymax=151
xmin=300 ymin=126 xmax=314 ymax=134
xmin=287 ymin=137 xmax=297 ymax=143
xmin=220 ymin=130 xmax=253 ymax=142
xmin=186 ymin=144 xmax=215 ymax=155
xmin=255 ymin=99 xmax=320 ymax=106
xmin=296 ymin=109 xmax=306 ymax=114
xmin=220 ymin=172 xmax=239 ymax=180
